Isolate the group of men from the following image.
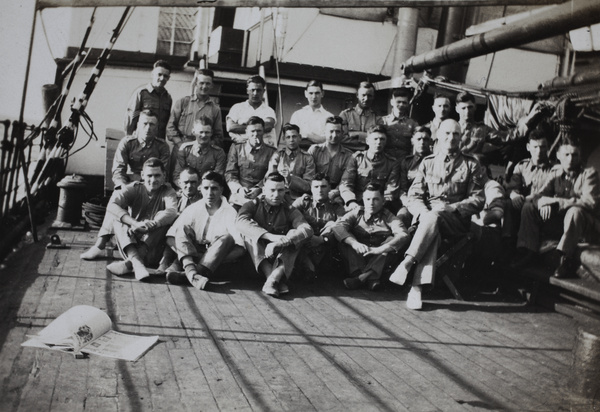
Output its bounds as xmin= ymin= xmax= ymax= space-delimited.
xmin=79 ymin=60 xmax=600 ymax=310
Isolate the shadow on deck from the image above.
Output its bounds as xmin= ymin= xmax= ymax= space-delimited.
xmin=0 ymin=227 xmax=595 ymax=411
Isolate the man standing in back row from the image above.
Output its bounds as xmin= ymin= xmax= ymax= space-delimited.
xmin=227 ymin=75 xmax=277 ymax=147
xmin=290 ymin=80 xmax=333 ymax=149
xmin=340 ymin=81 xmax=381 ymax=151
xmin=125 ymin=60 xmax=172 ymax=141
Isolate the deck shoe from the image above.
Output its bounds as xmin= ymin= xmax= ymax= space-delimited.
xmin=131 ymin=261 xmax=150 ymax=281
xmin=80 ymin=246 xmax=103 ymax=260
xmin=166 ymin=271 xmax=189 ymax=285
xmin=262 ymin=277 xmax=280 ymax=298
xmin=189 ymin=273 xmax=209 ymax=290
xmin=107 ymin=260 xmax=133 ymax=276
xmin=406 ymin=286 xmax=422 ymax=310
xmin=553 ymin=256 xmax=578 ymax=279
xmin=389 ymin=256 xmax=415 ymax=286
xmin=367 ymin=279 xmax=381 ymax=291
xmin=343 ymin=277 xmax=364 ymax=290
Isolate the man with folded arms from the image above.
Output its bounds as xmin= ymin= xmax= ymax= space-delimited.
xmin=390 ymin=119 xmax=484 ymax=310
xmin=165 ymin=171 xmax=244 ymax=290
xmin=236 ymin=172 xmax=313 ymax=297
xmin=333 ymin=182 xmax=409 ymax=291
xmin=104 ymin=158 xmax=178 ymax=280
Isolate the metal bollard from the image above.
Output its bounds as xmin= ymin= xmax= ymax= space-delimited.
xmin=570 ymin=325 xmax=600 ymax=400
xmin=52 ymin=175 xmax=87 ymax=229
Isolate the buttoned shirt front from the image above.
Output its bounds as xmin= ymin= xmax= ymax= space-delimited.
xmin=168 ymin=196 xmax=243 ymax=259
xmin=107 ymin=182 xmax=178 ymax=228
xmin=112 ymin=134 xmax=171 ymax=188
xmin=227 ymin=101 xmax=277 ymax=147
xmin=407 ymin=152 xmax=484 ymax=219
xmin=268 ymin=148 xmax=316 ymax=199
xmin=535 ymin=166 xmax=600 ymax=216
xmin=173 ymin=141 xmax=227 ymax=185
xmin=167 ymin=95 xmax=223 ymax=146
xmin=333 ymin=208 xmax=407 ymax=251
xmin=125 ymin=83 xmax=172 ymax=140
xmin=340 ymin=151 xmax=400 ymax=203
xmin=340 ymin=104 xmax=382 ymax=145
xmin=308 ymin=144 xmax=354 ymax=189
xmin=381 ymin=113 xmax=418 ymax=161
xmin=225 ymin=142 xmax=277 ymax=193
xmin=289 ymin=105 xmax=333 ymax=144
xmin=399 ymin=153 xmax=428 ymax=205
xmin=236 ymin=198 xmax=313 ymax=246
xmin=505 ymin=159 xmax=554 ymax=197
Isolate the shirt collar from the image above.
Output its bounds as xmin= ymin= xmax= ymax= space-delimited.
xmin=285 ymin=148 xmax=298 ymax=157
xmin=193 ymin=142 xmax=210 ymax=154
xmin=191 ymin=94 xmax=213 ymax=104
xmin=364 ymin=209 xmax=383 ymax=223
xmin=136 ymin=134 xmax=154 ymax=148
xmin=246 ymin=142 xmax=262 ymax=152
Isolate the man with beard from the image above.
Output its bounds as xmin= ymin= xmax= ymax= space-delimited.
xmin=340 ymin=81 xmax=382 ymax=150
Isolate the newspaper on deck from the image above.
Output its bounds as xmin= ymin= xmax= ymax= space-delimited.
xmin=22 ymin=305 xmax=158 ymax=361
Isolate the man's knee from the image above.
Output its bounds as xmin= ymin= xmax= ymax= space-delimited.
xmin=564 ymin=206 xmax=586 ymax=226
xmin=213 ymin=233 xmax=235 ymax=248
xmin=419 ymin=211 xmax=441 ymax=227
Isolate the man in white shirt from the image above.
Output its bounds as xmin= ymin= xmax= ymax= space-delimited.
xmin=165 ymin=171 xmax=244 ymax=290
xmin=289 ymin=80 xmax=333 ymax=148
xmin=226 ymin=75 xmax=277 ymax=147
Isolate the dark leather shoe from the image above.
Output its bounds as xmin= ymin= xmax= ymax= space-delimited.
xmin=367 ymin=279 xmax=381 ymax=291
xmin=166 ymin=271 xmax=190 ymax=285
xmin=554 ymin=256 xmax=578 ymax=279
xmin=343 ymin=277 xmax=364 ymax=290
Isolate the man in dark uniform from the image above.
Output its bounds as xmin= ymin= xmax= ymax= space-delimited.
xmin=172 ymin=116 xmax=226 ymax=189
xmin=397 ymin=126 xmax=433 ymax=227
xmin=125 ymin=60 xmax=172 ymax=141
xmin=112 ymin=110 xmax=171 ymax=189
xmin=225 ymin=116 xmax=277 ymax=207
xmin=381 ymin=87 xmax=419 ymax=162
xmin=267 ymin=123 xmax=316 ymax=202
xmin=339 ymin=125 xmax=400 ymax=211
xmin=339 ymin=81 xmax=382 ymax=150
xmin=390 ymin=119 xmax=484 ymax=310
xmin=292 ymin=173 xmax=346 ymax=279
xmin=308 ymin=116 xmax=354 ymax=206
xmin=334 ymin=183 xmax=410 ymax=291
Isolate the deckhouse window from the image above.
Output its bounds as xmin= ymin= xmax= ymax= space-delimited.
xmin=156 ymin=7 xmax=197 ymax=56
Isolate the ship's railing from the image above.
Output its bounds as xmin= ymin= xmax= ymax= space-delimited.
xmin=0 ymin=120 xmax=45 ymax=224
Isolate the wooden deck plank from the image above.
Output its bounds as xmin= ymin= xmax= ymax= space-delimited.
xmin=0 ymin=227 xmax=583 ymax=411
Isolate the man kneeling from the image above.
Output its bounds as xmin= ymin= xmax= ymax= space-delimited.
xmin=104 ymin=158 xmax=178 ymax=280
xmin=333 ymin=182 xmax=410 ymax=291
xmin=236 ymin=172 xmax=313 ymax=297
xmin=165 ymin=171 xmax=244 ymax=290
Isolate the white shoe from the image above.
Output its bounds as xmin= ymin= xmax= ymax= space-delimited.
xmin=131 ymin=260 xmax=150 ymax=281
xmin=107 ymin=260 xmax=133 ymax=275
xmin=389 ymin=257 xmax=415 ymax=286
xmin=406 ymin=286 xmax=422 ymax=310
xmin=80 ymin=246 xmax=103 ymax=260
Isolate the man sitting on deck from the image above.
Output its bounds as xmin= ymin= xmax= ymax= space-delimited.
xmin=172 ymin=116 xmax=226 ymax=189
xmin=292 ymin=173 xmax=346 ymax=280
xmin=389 ymin=119 xmax=484 ymax=310
xmin=236 ymin=172 xmax=313 ymax=298
xmin=100 ymin=158 xmax=177 ymax=280
xmin=164 ymin=171 xmax=244 ymax=290
xmin=333 ymin=182 xmax=410 ymax=291
xmin=226 ymin=116 xmax=276 ymax=208
xmin=512 ymin=142 xmax=600 ymax=278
